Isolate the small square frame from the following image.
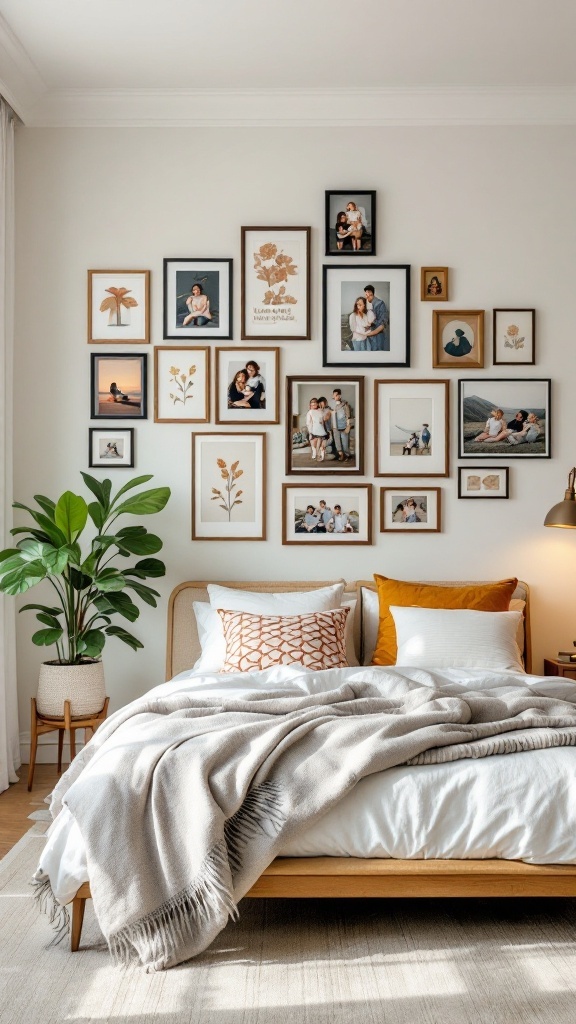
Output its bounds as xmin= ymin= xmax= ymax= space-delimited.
xmin=380 ymin=487 xmax=441 ymax=533
xmin=420 ymin=267 xmax=449 ymax=301
xmin=458 ymin=466 xmax=509 ymax=498
xmin=432 ymin=310 xmax=484 ymax=369
xmin=88 ymin=428 xmax=135 ymax=468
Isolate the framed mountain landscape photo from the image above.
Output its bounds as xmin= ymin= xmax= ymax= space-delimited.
xmin=458 ymin=379 xmax=550 ymax=458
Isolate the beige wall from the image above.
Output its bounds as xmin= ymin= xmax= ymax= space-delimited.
xmin=13 ymin=125 xmax=576 ymax=742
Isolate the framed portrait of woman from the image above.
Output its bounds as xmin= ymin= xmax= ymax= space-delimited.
xmin=163 ymin=258 xmax=233 ymax=340
xmin=325 ymin=191 xmax=376 ymax=256
xmin=215 ymin=347 xmax=280 ymax=425
xmin=323 ymin=264 xmax=410 ymax=368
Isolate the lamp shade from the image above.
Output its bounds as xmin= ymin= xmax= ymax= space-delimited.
xmin=544 ymin=468 xmax=576 ymax=528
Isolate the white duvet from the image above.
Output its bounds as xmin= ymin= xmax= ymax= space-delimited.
xmin=39 ymin=664 xmax=576 ymax=905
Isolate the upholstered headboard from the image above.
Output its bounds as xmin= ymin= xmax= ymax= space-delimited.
xmin=165 ymin=578 xmax=532 ymax=678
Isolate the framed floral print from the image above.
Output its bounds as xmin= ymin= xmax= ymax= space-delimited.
xmin=215 ymin=346 xmax=280 ymax=425
xmin=432 ymin=310 xmax=484 ymax=369
xmin=90 ymin=353 xmax=147 ymax=419
xmin=380 ymin=488 xmax=441 ymax=533
xmin=88 ymin=428 xmax=134 ymax=468
xmin=192 ymin=432 xmax=266 ymax=541
xmin=154 ymin=347 xmax=210 ymax=423
xmin=322 ymin=264 xmax=410 ymax=367
xmin=493 ymin=309 xmax=536 ymax=365
xmin=163 ymin=258 xmax=233 ymax=340
xmin=374 ymin=379 xmax=449 ymax=477
xmin=88 ymin=270 xmax=150 ymax=344
xmin=241 ymin=227 xmax=311 ymax=340
xmin=282 ymin=484 xmax=372 ymax=545
xmin=458 ymin=379 xmax=550 ymax=459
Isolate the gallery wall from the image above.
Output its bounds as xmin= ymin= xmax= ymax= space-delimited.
xmin=12 ymin=125 xmax=576 ymax=750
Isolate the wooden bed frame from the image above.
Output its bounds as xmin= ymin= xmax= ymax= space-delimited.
xmin=70 ymin=578 xmax=576 ymax=952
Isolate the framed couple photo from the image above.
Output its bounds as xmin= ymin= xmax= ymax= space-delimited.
xmin=322 ymin=264 xmax=410 ymax=367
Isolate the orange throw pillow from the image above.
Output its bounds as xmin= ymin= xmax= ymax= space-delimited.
xmin=372 ymin=575 xmax=518 ymax=666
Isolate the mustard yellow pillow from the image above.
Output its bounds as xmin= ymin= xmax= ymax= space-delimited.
xmin=372 ymin=575 xmax=518 ymax=666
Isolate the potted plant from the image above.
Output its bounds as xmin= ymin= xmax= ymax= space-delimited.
xmin=0 ymin=473 xmax=170 ymax=717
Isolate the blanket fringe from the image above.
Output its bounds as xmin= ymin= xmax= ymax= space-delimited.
xmin=31 ymin=872 xmax=70 ymax=943
xmin=224 ymin=780 xmax=286 ymax=876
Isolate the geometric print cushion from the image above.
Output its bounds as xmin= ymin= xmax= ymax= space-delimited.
xmin=217 ymin=607 xmax=350 ymax=673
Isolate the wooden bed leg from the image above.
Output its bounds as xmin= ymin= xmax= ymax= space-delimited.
xmin=71 ymin=896 xmax=86 ymax=952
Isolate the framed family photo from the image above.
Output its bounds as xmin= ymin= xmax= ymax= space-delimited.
xmin=88 ymin=270 xmax=150 ymax=344
xmin=241 ymin=227 xmax=311 ymax=340
xmin=90 ymin=353 xmax=147 ymax=419
xmin=432 ymin=310 xmax=484 ymax=369
xmin=458 ymin=467 xmax=509 ymax=499
xmin=154 ymin=347 xmax=210 ymax=423
xmin=322 ymin=264 xmax=410 ymax=368
xmin=325 ymin=191 xmax=376 ymax=256
xmin=374 ymin=379 xmax=449 ymax=477
xmin=215 ymin=347 xmax=280 ymax=425
xmin=192 ymin=432 xmax=266 ymax=541
xmin=282 ymin=484 xmax=372 ymax=545
xmin=493 ymin=309 xmax=536 ymax=366
xmin=420 ymin=267 xmax=449 ymax=302
xmin=286 ymin=376 xmax=364 ymax=475
xmin=380 ymin=488 xmax=441 ymax=533
xmin=163 ymin=258 xmax=232 ymax=340
xmin=458 ymin=379 xmax=551 ymax=459
xmin=88 ymin=428 xmax=134 ymax=468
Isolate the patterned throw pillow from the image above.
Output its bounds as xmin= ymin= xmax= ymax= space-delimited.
xmin=217 ymin=607 xmax=350 ymax=673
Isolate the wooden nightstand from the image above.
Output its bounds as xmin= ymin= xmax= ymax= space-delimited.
xmin=544 ymin=658 xmax=576 ymax=680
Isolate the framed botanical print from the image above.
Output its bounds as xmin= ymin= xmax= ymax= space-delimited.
xmin=420 ymin=267 xmax=449 ymax=302
xmin=458 ymin=379 xmax=551 ymax=459
xmin=192 ymin=432 xmax=266 ymax=541
xmin=493 ymin=309 xmax=535 ymax=365
xmin=322 ymin=264 xmax=410 ymax=367
xmin=90 ymin=353 xmax=147 ymax=419
xmin=215 ymin=347 xmax=280 ymax=425
xmin=282 ymin=484 xmax=372 ymax=545
xmin=380 ymin=488 xmax=441 ymax=533
xmin=88 ymin=270 xmax=150 ymax=344
xmin=286 ymin=376 xmax=364 ymax=475
xmin=163 ymin=258 xmax=233 ymax=340
xmin=154 ymin=347 xmax=210 ymax=423
xmin=374 ymin=379 xmax=449 ymax=477
xmin=458 ymin=467 xmax=509 ymax=498
xmin=241 ymin=227 xmax=311 ymax=340
xmin=88 ymin=428 xmax=134 ymax=468
xmin=325 ymin=191 xmax=376 ymax=256
xmin=432 ymin=310 xmax=484 ymax=369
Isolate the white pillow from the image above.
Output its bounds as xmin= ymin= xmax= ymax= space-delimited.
xmin=193 ymin=602 xmax=226 ymax=672
xmin=341 ymin=595 xmax=359 ymax=667
xmin=359 ymin=587 xmax=379 ymax=665
xmin=390 ymin=606 xmax=524 ymax=672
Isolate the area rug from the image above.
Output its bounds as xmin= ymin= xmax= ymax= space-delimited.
xmin=1 ymin=829 xmax=576 ymax=1024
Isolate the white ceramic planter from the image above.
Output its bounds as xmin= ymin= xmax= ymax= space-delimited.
xmin=37 ymin=660 xmax=106 ymax=719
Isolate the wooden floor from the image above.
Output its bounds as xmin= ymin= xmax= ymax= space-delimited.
xmin=0 ymin=764 xmax=60 ymax=858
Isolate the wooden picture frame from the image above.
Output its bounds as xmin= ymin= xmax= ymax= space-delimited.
xmin=458 ymin=379 xmax=551 ymax=459
xmin=432 ymin=310 xmax=484 ymax=369
xmin=154 ymin=347 xmax=210 ymax=423
xmin=282 ymin=483 xmax=373 ymax=545
xmin=286 ymin=376 xmax=364 ymax=475
xmin=325 ymin=190 xmax=376 ymax=256
xmin=380 ymin=487 xmax=441 ymax=533
xmin=88 ymin=427 xmax=135 ymax=468
xmin=215 ymin=347 xmax=280 ymax=425
xmin=241 ymin=227 xmax=311 ymax=341
xmin=163 ymin=258 xmax=233 ymax=340
xmin=90 ymin=353 xmax=147 ymax=419
xmin=192 ymin=432 xmax=266 ymax=541
xmin=420 ymin=267 xmax=449 ymax=302
xmin=493 ymin=309 xmax=536 ymax=366
xmin=322 ymin=264 xmax=410 ymax=368
xmin=374 ymin=379 xmax=449 ymax=477
xmin=458 ymin=467 xmax=510 ymax=498
xmin=88 ymin=270 xmax=150 ymax=344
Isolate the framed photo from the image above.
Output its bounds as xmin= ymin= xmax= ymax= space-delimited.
xmin=380 ymin=488 xmax=441 ymax=533
xmin=241 ymin=227 xmax=310 ymax=340
xmin=458 ymin=467 xmax=509 ymax=499
xmin=374 ymin=379 xmax=449 ymax=477
xmin=282 ymin=484 xmax=372 ymax=545
xmin=458 ymin=379 xmax=551 ymax=459
xmin=88 ymin=270 xmax=150 ymax=344
xmin=322 ymin=264 xmax=410 ymax=368
xmin=154 ymin=347 xmax=209 ymax=423
xmin=88 ymin=428 xmax=134 ymax=469
xmin=432 ymin=310 xmax=484 ymax=369
xmin=286 ymin=376 xmax=364 ymax=475
xmin=163 ymin=259 xmax=232 ymax=340
xmin=90 ymin=353 xmax=147 ymax=419
xmin=325 ymin=191 xmax=376 ymax=256
xmin=421 ymin=267 xmax=449 ymax=302
xmin=215 ymin=347 xmax=279 ymax=425
xmin=192 ymin=433 xmax=266 ymax=541
xmin=493 ymin=309 xmax=536 ymax=365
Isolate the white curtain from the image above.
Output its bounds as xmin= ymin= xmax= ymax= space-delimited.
xmin=0 ymin=97 xmax=20 ymax=791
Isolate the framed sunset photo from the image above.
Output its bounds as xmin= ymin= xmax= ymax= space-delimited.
xmin=90 ymin=353 xmax=147 ymax=419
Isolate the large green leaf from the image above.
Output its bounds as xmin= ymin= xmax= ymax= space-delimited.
xmin=16 ymin=539 xmax=47 ymax=561
xmin=93 ymin=568 xmax=126 ymax=593
xmin=124 ymin=558 xmax=166 ymax=579
xmin=80 ymin=473 xmax=109 ymax=510
xmin=0 ymin=561 xmax=47 ymax=595
xmin=33 ymin=495 xmax=56 ymax=519
xmin=54 ymin=492 xmax=89 ymax=542
xmin=113 ymin=487 xmax=171 ymax=518
xmin=88 ymin=501 xmax=105 ymax=530
xmin=114 ymin=530 xmax=162 ymax=555
xmin=124 ymin=579 xmax=160 ymax=607
xmin=32 ymin=627 xmax=63 ymax=647
xmin=12 ymin=505 xmax=67 ymax=547
xmin=0 ymin=548 xmax=19 ymax=563
xmin=78 ymin=629 xmax=106 ymax=658
xmin=10 ymin=526 xmax=52 ymax=543
xmin=36 ymin=612 xmax=63 ymax=629
xmin=105 ymin=624 xmax=144 ymax=651
xmin=0 ymin=553 xmax=27 ymax=576
xmin=100 ymin=590 xmax=140 ymax=622
xmin=110 ymin=475 xmax=153 ymax=507
xmin=69 ymin=566 xmax=93 ymax=592
xmin=19 ymin=603 xmax=63 ymax=616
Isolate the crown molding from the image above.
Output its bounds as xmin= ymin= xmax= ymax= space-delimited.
xmin=0 ymin=13 xmax=46 ymax=121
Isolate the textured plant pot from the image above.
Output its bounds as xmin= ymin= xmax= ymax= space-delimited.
xmin=37 ymin=660 xmax=106 ymax=719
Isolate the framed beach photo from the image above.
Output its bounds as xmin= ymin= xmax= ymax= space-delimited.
xmin=282 ymin=484 xmax=372 ymax=545
xmin=322 ymin=264 xmax=410 ymax=368
xmin=325 ymin=191 xmax=376 ymax=256
xmin=154 ymin=347 xmax=210 ymax=423
xmin=493 ymin=309 xmax=536 ymax=366
xmin=421 ymin=267 xmax=449 ymax=302
xmin=432 ymin=310 xmax=484 ymax=369
xmin=241 ymin=227 xmax=311 ymax=340
xmin=458 ymin=379 xmax=551 ymax=459
xmin=90 ymin=353 xmax=147 ymax=419
xmin=88 ymin=270 xmax=150 ymax=344
xmin=458 ymin=467 xmax=509 ymax=499
xmin=215 ymin=347 xmax=280 ymax=425
xmin=88 ymin=428 xmax=134 ymax=469
xmin=286 ymin=376 xmax=364 ymax=475
xmin=163 ymin=259 xmax=232 ymax=340
xmin=380 ymin=488 xmax=441 ymax=533
xmin=374 ymin=379 xmax=449 ymax=477
xmin=192 ymin=433 xmax=266 ymax=541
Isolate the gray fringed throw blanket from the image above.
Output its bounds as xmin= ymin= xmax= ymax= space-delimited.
xmin=42 ymin=676 xmax=576 ymax=970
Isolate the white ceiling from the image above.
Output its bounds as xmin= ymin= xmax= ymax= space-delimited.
xmin=2 ymin=0 xmax=576 ymax=126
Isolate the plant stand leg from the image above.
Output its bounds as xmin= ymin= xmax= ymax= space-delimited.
xmin=69 ymin=728 xmax=76 ymax=764
xmin=71 ymin=896 xmax=86 ymax=952
xmin=57 ymin=728 xmax=64 ymax=774
xmin=27 ymin=698 xmax=38 ymax=792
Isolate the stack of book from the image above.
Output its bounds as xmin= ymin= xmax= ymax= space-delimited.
xmin=557 ymin=651 xmax=576 ymax=663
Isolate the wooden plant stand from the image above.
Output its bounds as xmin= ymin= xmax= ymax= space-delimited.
xmin=27 ymin=697 xmax=110 ymax=792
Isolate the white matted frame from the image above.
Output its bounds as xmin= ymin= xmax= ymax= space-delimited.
xmin=88 ymin=427 xmax=134 ymax=468
xmin=215 ymin=347 xmax=280 ymax=425
xmin=154 ymin=347 xmax=210 ymax=423
xmin=458 ymin=466 xmax=509 ymax=498
xmin=323 ymin=264 xmax=410 ymax=368
xmin=192 ymin=432 xmax=266 ymax=541
xmin=241 ymin=227 xmax=311 ymax=341
xmin=282 ymin=483 xmax=372 ymax=545
xmin=88 ymin=270 xmax=150 ymax=344
xmin=375 ymin=379 xmax=449 ymax=477
xmin=163 ymin=258 xmax=233 ymax=340
xmin=380 ymin=487 xmax=441 ymax=532
xmin=493 ymin=309 xmax=536 ymax=366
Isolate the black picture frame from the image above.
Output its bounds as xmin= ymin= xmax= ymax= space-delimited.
xmin=457 ymin=466 xmax=510 ymax=499
xmin=88 ymin=427 xmax=135 ymax=468
xmin=285 ymin=375 xmax=365 ymax=476
xmin=90 ymin=353 xmax=148 ymax=419
xmin=324 ymin=190 xmax=377 ymax=256
xmin=458 ymin=379 xmax=551 ymax=459
xmin=322 ymin=264 xmax=410 ymax=368
xmin=163 ymin=258 xmax=233 ymax=341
